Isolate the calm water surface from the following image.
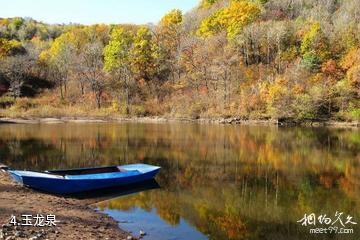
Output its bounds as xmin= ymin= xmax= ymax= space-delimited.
xmin=0 ymin=123 xmax=359 ymax=240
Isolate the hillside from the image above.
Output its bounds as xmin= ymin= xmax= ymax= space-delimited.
xmin=0 ymin=0 xmax=359 ymax=121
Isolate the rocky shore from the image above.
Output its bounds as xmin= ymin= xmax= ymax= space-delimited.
xmin=0 ymin=116 xmax=358 ymax=128
xmin=0 ymin=170 xmax=134 ymax=240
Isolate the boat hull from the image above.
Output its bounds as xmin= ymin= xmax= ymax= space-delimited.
xmin=9 ymin=164 xmax=160 ymax=194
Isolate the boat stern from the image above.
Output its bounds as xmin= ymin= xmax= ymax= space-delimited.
xmin=120 ymin=164 xmax=161 ymax=175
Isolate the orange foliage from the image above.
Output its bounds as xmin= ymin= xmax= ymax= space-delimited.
xmin=292 ymin=84 xmax=305 ymax=94
xmin=340 ymin=48 xmax=360 ymax=70
xmin=321 ymin=59 xmax=343 ymax=79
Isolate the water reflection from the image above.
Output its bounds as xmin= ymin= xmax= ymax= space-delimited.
xmin=0 ymin=123 xmax=359 ymax=239
xmin=72 ymin=179 xmax=160 ymax=202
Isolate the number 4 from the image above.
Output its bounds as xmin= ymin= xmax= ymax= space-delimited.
xmin=9 ymin=215 xmax=17 ymax=226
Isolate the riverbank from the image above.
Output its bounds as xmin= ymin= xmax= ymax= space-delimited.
xmin=0 ymin=116 xmax=359 ymax=128
xmin=0 ymin=170 xmax=134 ymax=240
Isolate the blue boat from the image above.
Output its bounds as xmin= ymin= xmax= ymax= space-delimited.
xmin=8 ymin=163 xmax=161 ymax=195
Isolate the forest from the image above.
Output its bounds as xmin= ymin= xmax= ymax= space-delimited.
xmin=0 ymin=0 xmax=359 ymax=121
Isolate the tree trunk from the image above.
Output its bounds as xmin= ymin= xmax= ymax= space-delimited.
xmin=60 ymin=83 xmax=64 ymax=100
xmin=95 ymin=90 xmax=102 ymax=109
xmin=80 ymin=82 xmax=85 ymax=96
xmin=64 ymin=81 xmax=67 ymax=97
xmin=125 ymin=79 xmax=130 ymax=115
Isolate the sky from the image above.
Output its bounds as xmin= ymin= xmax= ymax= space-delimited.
xmin=0 ymin=0 xmax=199 ymax=25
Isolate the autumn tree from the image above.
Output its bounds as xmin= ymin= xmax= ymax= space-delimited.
xmin=266 ymin=77 xmax=294 ymax=118
xmin=234 ymin=20 xmax=292 ymax=69
xmin=197 ymin=0 xmax=261 ymax=40
xmin=300 ymin=22 xmax=330 ymax=72
xmin=156 ymin=9 xmax=183 ymax=82
xmin=78 ymin=41 xmax=105 ymax=109
xmin=0 ymin=38 xmax=25 ymax=58
xmin=130 ymin=27 xmax=158 ymax=83
xmin=66 ymin=27 xmax=100 ymax=96
xmin=0 ymin=17 xmax=63 ymax=41
xmin=179 ymin=36 xmax=213 ymax=92
xmin=39 ymin=32 xmax=75 ymax=99
xmin=341 ymin=48 xmax=360 ymax=96
xmin=0 ymin=54 xmax=34 ymax=98
xmin=103 ymin=27 xmax=134 ymax=114
xmin=209 ymin=35 xmax=240 ymax=110
xmin=200 ymin=0 xmax=219 ymax=8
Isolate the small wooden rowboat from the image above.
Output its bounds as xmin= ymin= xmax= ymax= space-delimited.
xmin=8 ymin=163 xmax=161 ymax=194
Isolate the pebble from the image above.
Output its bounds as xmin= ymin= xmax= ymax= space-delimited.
xmin=126 ymin=236 xmax=133 ymax=240
xmin=0 ymin=222 xmax=50 ymax=240
xmin=140 ymin=230 xmax=146 ymax=236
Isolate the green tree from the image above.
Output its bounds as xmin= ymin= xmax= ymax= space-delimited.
xmin=300 ymin=22 xmax=330 ymax=71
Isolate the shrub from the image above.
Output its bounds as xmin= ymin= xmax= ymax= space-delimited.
xmin=144 ymin=99 xmax=164 ymax=116
xmin=131 ymin=105 xmax=146 ymax=117
xmin=349 ymin=108 xmax=360 ymax=121
xmin=292 ymin=94 xmax=317 ymax=120
xmin=302 ymin=51 xmax=321 ymax=72
xmin=0 ymin=96 xmax=15 ymax=108
xmin=14 ymin=98 xmax=38 ymax=110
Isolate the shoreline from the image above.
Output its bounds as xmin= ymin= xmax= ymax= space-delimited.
xmin=0 ymin=116 xmax=359 ymax=128
xmin=0 ymin=170 xmax=135 ymax=240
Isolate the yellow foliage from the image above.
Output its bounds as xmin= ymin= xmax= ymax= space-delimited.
xmin=39 ymin=32 xmax=72 ymax=64
xmin=0 ymin=18 xmax=9 ymax=26
xmin=310 ymin=73 xmax=325 ymax=83
xmin=160 ymin=9 xmax=182 ymax=27
xmin=281 ymin=46 xmax=298 ymax=62
xmin=300 ymin=22 xmax=330 ymax=61
xmin=266 ymin=78 xmax=289 ymax=114
xmin=199 ymin=0 xmax=218 ymax=8
xmin=0 ymin=38 xmax=23 ymax=58
xmin=197 ymin=1 xmax=261 ymax=39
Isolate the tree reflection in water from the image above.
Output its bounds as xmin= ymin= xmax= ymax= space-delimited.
xmin=0 ymin=123 xmax=359 ymax=239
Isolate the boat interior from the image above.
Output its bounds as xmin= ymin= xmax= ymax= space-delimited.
xmin=47 ymin=166 xmax=127 ymax=176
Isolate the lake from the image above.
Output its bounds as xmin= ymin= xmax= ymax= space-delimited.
xmin=0 ymin=123 xmax=359 ymax=240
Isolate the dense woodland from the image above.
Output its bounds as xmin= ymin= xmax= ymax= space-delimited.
xmin=0 ymin=0 xmax=359 ymax=120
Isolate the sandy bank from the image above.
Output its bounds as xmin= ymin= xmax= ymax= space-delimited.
xmin=0 ymin=170 xmax=135 ymax=240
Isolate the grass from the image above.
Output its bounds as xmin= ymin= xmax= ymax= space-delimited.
xmin=0 ymin=95 xmax=123 ymax=118
xmin=0 ymin=93 xmax=359 ymax=123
